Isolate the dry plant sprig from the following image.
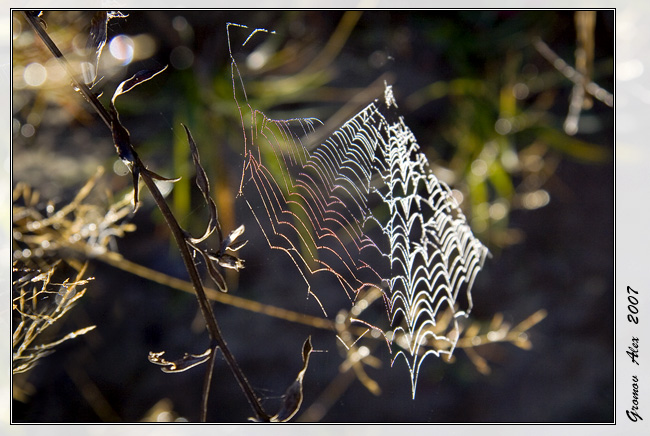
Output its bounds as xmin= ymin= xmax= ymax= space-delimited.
xmin=419 ymin=309 xmax=548 ymax=375
xmin=12 ymin=261 xmax=96 ymax=374
xmin=13 ymin=167 xmax=136 ymax=265
xmin=533 ymin=12 xmax=613 ymax=137
xmin=22 ymin=11 xmax=311 ymax=422
xmin=262 ymin=337 xmax=314 ymax=423
xmin=299 ymin=303 xmax=546 ymax=421
xmin=333 ymin=287 xmax=388 ymax=396
xmin=12 ymin=172 xmax=131 ymax=377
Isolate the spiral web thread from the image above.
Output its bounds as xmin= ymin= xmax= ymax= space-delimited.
xmin=230 ymin=24 xmax=488 ymax=397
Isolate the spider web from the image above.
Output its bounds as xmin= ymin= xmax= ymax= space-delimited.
xmin=229 ymin=24 xmax=489 ymax=397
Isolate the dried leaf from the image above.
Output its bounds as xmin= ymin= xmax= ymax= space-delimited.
xmin=188 ymin=198 xmax=219 ymax=244
xmin=227 ymin=239 xmax=248 ymax=252
xmin=109 ymin=106 xmax=137 ymax=164
xmin=194 ymin=246 xmax=227 ymax=292
xmin=148 ymin=348 xmax=212 ymax=373
xmin=182 ymin=124 xmax=221 ymax=243
xmin=183 ymin=124 xmax=210 ymax=198
xmin=111 ymin=65 xmax=168 ymax=105
xmin=82 ymin=11 xmax=108 ymax=85
xmin=143 ymin=168 xmax=181 ymax=183
xmin=221 ymin=224 xmax=247 ymax=252
xmin=108 ymin=66 xmax=167 ymax=212
xmin=205 ymin=255 xmax=228 ymax=291
xmin=108 ymin=105 xmax=140 ymax=211
xmin=270 ymin=337 xmax=313 ymax=422
xmin=87 ymin=10 xmax=127 ymax=59
xmin=213 ymin=253 xmax=244 ymax=271
xmin=109 ymin=65 xmax=167 ymax=165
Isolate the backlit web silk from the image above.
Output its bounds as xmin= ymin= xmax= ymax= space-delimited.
xmin=229 ymin=24 xmax=489 ymax=397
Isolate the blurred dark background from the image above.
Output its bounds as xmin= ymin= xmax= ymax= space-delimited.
xmin=12 ymin=10 xmax=613 ymax=422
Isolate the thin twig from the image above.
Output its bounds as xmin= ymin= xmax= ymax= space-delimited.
xmin=96 ymin=250 xmax=336 ymax=331
xmin=533 ymin=37 xmax=613 ymax=107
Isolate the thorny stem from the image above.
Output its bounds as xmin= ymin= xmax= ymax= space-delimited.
xmin=23 ymin=11 xmax=271 ymax=422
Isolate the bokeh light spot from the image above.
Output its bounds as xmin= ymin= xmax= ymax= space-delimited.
xmin=170 ymin=46 xmax=194 ymax=70
xmin=471 ymin=159 xmax=488 ymax=177
xmin=21 ymin=124 xmax=35 ymax=138
xmin=246 ymin=50 xmax=268 ymax=71
xmin=113 ymin=159 xmax=129 ymax=176
xmin=24 ymin=62 xmax=47 ymax=86
xmin=513 ymin=82 xmax=529 ymax=100
xmin=489 ymin=201 xmax=508 ymax=220
xmin=495 ymin=118 xmax=512 ymax=135
xmin=172 ymin=15 xmax=189 ymax=32
xmin=522 ymin=190 xmax=550 ymax=210
xmin=110 ymin=35 xmax=135 ymax=65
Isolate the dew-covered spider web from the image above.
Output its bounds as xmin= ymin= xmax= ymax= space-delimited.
xmin=228 ymin=24 xmax=489 ymax=397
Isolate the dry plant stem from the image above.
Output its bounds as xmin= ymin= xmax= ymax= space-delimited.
xmin=96 ymin=251 xmax=336 ymax=331
xmin=23 ymin=11 xmax=270 ymax=422
xmin=201 ymin=345 xmax=219 ymax=422
xmin=139 ymin=171 xmax=269 ymax=421
xmin=533 ymin=37 xmax=613 ymax=107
